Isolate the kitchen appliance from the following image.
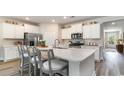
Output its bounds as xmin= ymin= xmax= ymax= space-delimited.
xmin=24 ymin=33 xmax=43 ymax=46
xmin=69 ymin=33 xmax=84 ymax=48
xmin=71 ymin=33 xmax=82 ymax=39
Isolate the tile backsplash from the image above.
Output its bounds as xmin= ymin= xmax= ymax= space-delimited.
xmin=60 ymin=39 xmax=103 ymax=47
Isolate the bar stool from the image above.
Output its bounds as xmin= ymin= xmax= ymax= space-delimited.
xmin=18 ymin=45 xmax=30 ymax=76
xmin=30 ymin=47 xmax=69 ymax=76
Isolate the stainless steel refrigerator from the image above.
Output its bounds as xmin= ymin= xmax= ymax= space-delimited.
xmin=24 ymin=33 xmax=43 ymax=46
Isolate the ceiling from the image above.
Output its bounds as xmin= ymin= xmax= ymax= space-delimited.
xmin=103 ymin=19 xmax=124 ymax=28
xmin=6 ymin=16 xmax=103 ymax=24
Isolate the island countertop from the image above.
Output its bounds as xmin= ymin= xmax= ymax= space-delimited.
xmin=53 ymin=48 xmax=96 ymax=62
xmin=38 ymin=47 xmax=96 ymax=76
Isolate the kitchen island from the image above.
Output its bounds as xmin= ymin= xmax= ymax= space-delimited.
xmin=53 ymin=48 xmax=96 ymax=76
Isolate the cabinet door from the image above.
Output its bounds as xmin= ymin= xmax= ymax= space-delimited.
xmin=3 ymin=23 xmax=15 ymax=38
xmin=83 ymin=24 xmax=100 ymax=39
xmin=31 ymin=25 xmax=40 ymax=33
xmin=77 ymin=24 xmax=83 ymax=33
xmin=92 ymin=24 xmax=100 ymax=38
xmin=4 ymin=47 xmax=19 ymax=62
xmin=24 ymin=24 xmax=32 ymax=33
xmin=83 ymin=25 xmax=91 ymax=39
xmin=75 ymin=23 xmax=82 ymax=33
xmin=62 ymin=28 xmax=71 ymax=39
xmin=24 ymin=24 xmax=39 ymax=33
xmin=15 ymin=25 xmax=25 ymax=39
xmin=71 ymin=23 xmax=82 ymax=33
xmin=71 ymin=25 xmax=76 ymax=34
xmin=24 ymin=24 xmax=32 ymax=30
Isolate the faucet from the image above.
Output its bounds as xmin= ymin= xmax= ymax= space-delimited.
xmin=54 ymin=39 xmax=60 ymax=48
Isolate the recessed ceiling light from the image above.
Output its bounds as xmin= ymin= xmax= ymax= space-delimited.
xmin=25 ymin=17 xmax=30 ymax=20
xmin=52 ymin=19 xmax=55 ymax=22
xmin=64 ymin=16 xmax=67 ymax=19
xmin=112 ymin=22 xmax=115 ymax=25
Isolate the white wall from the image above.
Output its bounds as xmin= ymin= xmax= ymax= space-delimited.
xmin=39 ymin=23 xmax=59 ymax=46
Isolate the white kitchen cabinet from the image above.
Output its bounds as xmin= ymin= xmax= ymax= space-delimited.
xmin=90 ymin=24 xmax=100 ymax=38
xmin=1 ymin=46 xmax=19 ymax=62
xmin=0 ymin=23 xmax=39 ymax=39
xmin=1 ymin=23 xmax=25 ymax=39
xmin=61 ymin=23 xmax=83 ymax=39
xmin=24 ymin=24 xmax=32 ymax=33
xmin=32 ymin=25 xmax=40 ymax=33
xmin=62 ymin=28 xmax=72 ymax=39
xmin=2 ymin=23 xmax=16 ymax=38
xmin=83 ymin=24 xmax=100 ymax=39
xmin=71 ymin=23 xmax=83 ymax=33
xmin=15 ymin=25 xmax=25 ymax=39
xmin=24 ymin=24 xmax=39 ymax=33
xmin=83 ymin=25 xmax=91 ymax=39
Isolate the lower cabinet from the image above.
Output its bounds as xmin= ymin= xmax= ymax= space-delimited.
xmin=2 ymin=46 xmax=19 ymax=62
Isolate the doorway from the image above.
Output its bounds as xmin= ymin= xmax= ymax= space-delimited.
xmin=104 ymin=30 xmax=120 ymax=49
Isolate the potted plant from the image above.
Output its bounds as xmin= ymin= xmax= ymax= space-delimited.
xmin=38 ymin=40 xmax=46 ymax=47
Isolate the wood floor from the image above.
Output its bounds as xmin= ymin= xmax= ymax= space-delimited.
xmin=96 ymin=49 xmax=124 ymax=76
xmin=0 ymin=60 xmax=20 ymax=76
xmin=0 ymin=49 xmax=124 ymax=76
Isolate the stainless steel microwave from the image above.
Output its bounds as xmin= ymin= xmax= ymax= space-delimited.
xmin=71 ymin=33 xmax=83 ymax=39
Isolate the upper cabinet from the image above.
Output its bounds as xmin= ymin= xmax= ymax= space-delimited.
xmin=71 ymin=23 xmax=83 ymax=33
xmin=24 ymin=24 xmax=40 ymax=33
xmin=15 ymin=25 xmax=25 ymax=39
xmin=61 ymin=22 xmax=100 ymax=40
xmin=62 ymin=27 xmax=72 ymax=39
xmin=2 ymin=23 xmax=16 ymax=38
xmin=0 ymin=23 xmax=39 ymax=39
xmin=2 ymin=23 xmax=25 ymax=39
xmin=83 ymin=24 xmax=100 ymax=39
xmin=61 ymin=23 xmax=83 ymax=39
